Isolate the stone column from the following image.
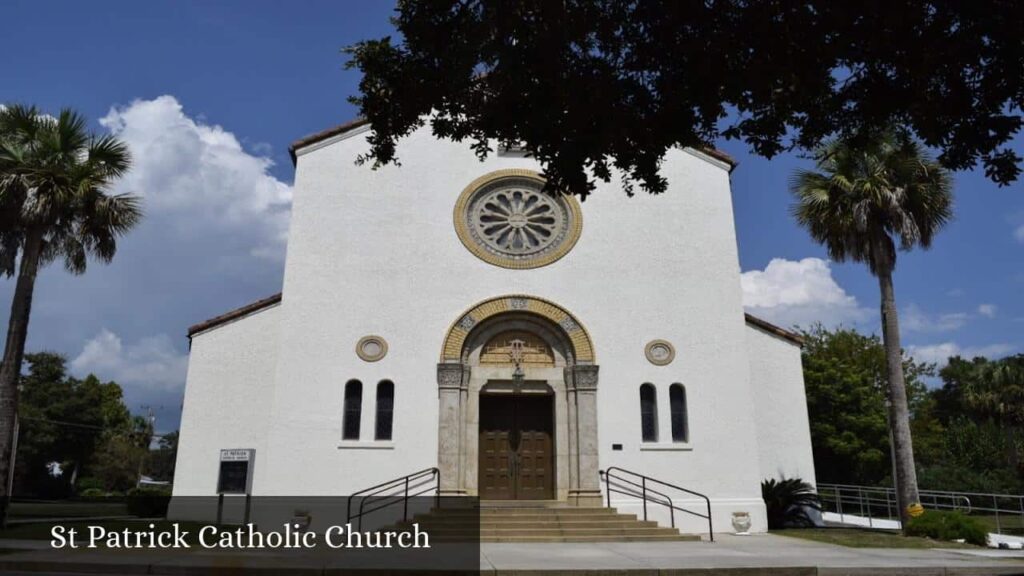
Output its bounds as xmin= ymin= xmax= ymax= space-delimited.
xmin=437 ymin=363 xmax=466 ymax=494
xmin=567 ymin=365 xmax=602 ymax=506
xmin=563 ymin=367 xmax=580 ymax=495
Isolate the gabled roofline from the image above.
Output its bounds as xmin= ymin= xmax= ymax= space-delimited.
xmin=187 ymin=292 xmax=799 ymax=349
xmin=187 ymin=293 xmax=282 ymax=338
xmin=288 ymin=117 xmax=738 ymax=172
xmin=289 ymin=118 xmax=370 ymax=164
xmin=744 ymin=313 xmax=804 ymax=347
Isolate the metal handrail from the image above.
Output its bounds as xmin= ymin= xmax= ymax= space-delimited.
xmin=346 ymin=467 xmax=440 ymax=530
xmin=600 ymin=466 xmax=714 ymax=542
xmin=815 ymin=483 xmax=1024 ymax=533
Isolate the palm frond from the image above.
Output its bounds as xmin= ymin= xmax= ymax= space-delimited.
xmin=790 ymin=130 xmax=954 ymax=275
xmin=0 ymin=105 xmax=141 ymax=275
xmin=762 ymin=477 xmax=821 ymax=529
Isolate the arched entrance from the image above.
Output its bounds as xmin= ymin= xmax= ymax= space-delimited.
xmin=437 ymin=295 xmax=601 ymax=505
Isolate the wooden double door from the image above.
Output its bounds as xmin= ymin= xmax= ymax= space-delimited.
xmin=478 ymin=394 xmax=554 ymax=500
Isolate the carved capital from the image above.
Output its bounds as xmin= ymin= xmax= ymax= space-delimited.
xmin=566 ymin=364 xmax=599 ymax=391
xmin=437 ymin=363 xmax=465 ymax=390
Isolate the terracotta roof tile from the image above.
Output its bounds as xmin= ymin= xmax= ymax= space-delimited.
xmin=187 ymin=293 xmax=282 ymax=338
xmin=700 ymin=148 xmax=739 ymax=172
xmin=288 ymin=117 xmax=370 ymax=163
xmin=744 ymin=313 xmax=804 ymax=346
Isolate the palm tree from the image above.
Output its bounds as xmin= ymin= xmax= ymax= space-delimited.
xmin=0 ymin=105 xmax=140 ymax=522
xmin=962 ymin=356 xmax=1024 ymax=471
xmin=790 ymin=130 xmax=953 ymax=528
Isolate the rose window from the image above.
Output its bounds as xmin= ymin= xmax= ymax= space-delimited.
xmin=474 ymin=185 xmax=562 ymax=254
xmin=455 ymin=171 xmax=582 ymax=269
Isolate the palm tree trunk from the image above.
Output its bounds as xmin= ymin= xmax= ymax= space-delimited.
xmin=877 ymin=262 xmax=921 ymax=530
xmin=0 ymin=231 xmax=43 ymax=525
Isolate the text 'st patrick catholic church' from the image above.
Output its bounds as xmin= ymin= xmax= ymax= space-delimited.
xmin=173 ymin=118 xmax=816 ymax=537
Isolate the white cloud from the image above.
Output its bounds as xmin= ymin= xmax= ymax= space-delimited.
xmin=1014 ymin=224 xmax=1024 ymax=243
xmin=741 ymin=257 xmax=872 ymax=328
xmin=902 ymin=303 xmax=971 ymax=332
xmin=978 ymin=304 xmax=997 ymax=318
xmin=99 ymin=96 xmax=292 ymax=260
xmin=1 ymin=96 xmax=292 ymax=431
xmin=905 ymin=342 xmax=1017 ymax=367
xmin=70 ymin=329 xmax=188 ymax=392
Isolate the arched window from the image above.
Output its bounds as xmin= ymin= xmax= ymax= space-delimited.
xmin=640 ymin=383 xmax=658 ymax=442
xmin=342 ymin=380 xmax=362 ymax=440
xmin=670 ymin=384 xmax=689 ymax=443
xmin=375 ymin=380 xmax=395 ymax=441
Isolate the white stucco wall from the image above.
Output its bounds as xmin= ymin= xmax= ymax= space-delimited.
xmin=252 ymin=125 xmax=765 ymax=532
xmin=172 ymin=304 xmax=281 ymax=496
xmin=174 ymin=123 xmax=818 ymax=535
xmin=746 ymin=324 xmax=817 ymax=486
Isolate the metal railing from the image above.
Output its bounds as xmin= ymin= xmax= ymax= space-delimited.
xmin=819 ymin=483 xmax=1024 ymax=534
xmin=600 ymin=467 xmax=714 ymax=542
xmin=346 ymin=467 xmax=440 ymax=530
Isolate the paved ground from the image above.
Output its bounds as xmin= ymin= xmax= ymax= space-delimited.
xmin=3 ymin=534 xmax=1024 ymax=574
xmin=479 ymin=535 xmax=1024 ymax=573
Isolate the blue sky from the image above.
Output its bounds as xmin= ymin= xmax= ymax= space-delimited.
xmin=2 ymin=1 xmax=1022 ymax=433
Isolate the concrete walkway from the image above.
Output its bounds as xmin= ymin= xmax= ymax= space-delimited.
xmin=2 ymin=534 xmax=1024 ymax=574
xmin=479 ymin=535 xmax=1024 ymax=573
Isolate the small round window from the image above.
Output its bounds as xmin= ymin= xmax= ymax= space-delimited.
xmin=645 ymin=340 xmax=676 ymax=366
xmin=454 ymin=170 xmax=582 ymax=269
xmin=356 ymin=335 xmax=388 ymax=362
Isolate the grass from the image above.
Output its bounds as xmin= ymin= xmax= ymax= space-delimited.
xmin=773 ymin=527 xmax=982 ymax=549
xmin=972 ymin=514 xmax=1024 ymax=536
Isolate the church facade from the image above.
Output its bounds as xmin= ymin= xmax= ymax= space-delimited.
xmin=172 ymin=120 xmax=816 ymax=535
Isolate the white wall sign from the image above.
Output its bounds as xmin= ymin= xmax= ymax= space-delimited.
xmin=220 ymin=449 xmax=254 ymax=462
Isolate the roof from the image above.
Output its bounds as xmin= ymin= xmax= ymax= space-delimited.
xmin=187 ymin=293 xmax=282 ymax=338
xmin=698 ymin=148 xmax=738 ymax=171
xmin=288 ymin=117 xmax=370 ymax=163
xmin=744 ymin=313 xmax=804 ymax=346
xmin=187 ymin=292 xmax=801 ymax=347
xmin=288 ymin=118 xmax=738 ymax=172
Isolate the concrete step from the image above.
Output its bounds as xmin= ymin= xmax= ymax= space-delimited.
xmin=411 ymin=513 xmax=642 ymax=523
xmin=411 ymin=519 xmax=660 ymax=529
xmin=479 ymin=499 xmax=573 ymax=508
xmin=429 ymin=507 xmax=623 ymax=516
xmin=393 ymin=504 xmax=689 ymax=542
xmin=480 ymin=534 xmax=699 ymax=543
xmin=435 ymin=527 xmax=685 ymax=537
xmin=422 ymin=533 xmax=699 ymax=543
xmin=479 ymin=502 xmax=614 ymax=510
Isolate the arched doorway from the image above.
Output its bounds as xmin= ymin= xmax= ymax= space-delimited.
xmin=437 ymin=295 xmax=601 ymax=504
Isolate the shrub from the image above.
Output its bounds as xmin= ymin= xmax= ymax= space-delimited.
xmin=762 ymin=477 xmax=822 ymax=529
xmin=78 ymin=487 xmax=106 ymax=501
xmin=905 ymin=510 xmax=987 ymax=546
xmin=126 ymin=487 xmax=172 ymax=518
xmin=76 ymin=477 xmax=105 ymax=493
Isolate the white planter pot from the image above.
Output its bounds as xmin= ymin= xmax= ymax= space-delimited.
xmin=731 ymin=511 xmax=752 ymax=534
